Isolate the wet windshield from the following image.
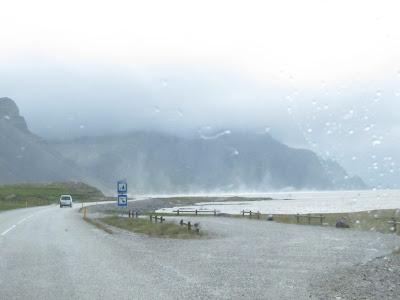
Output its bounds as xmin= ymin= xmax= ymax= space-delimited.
xmin=0 ymin=1 xmax=399 ymax=299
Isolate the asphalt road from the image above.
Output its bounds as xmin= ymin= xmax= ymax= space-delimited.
xmin=1 ymin=204 xmax=399 ymax=299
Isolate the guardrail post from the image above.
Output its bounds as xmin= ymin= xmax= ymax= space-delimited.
xmin=188 ymin=221 xmax=191 ymax=231
xmin=129 ymin=210 xmax=131 ymax=218
xmin=150 ymin=215 xmax=152 ymax=222
xmin=177 ymin=209 xmax=180 ymax=216
xmin=242 ymin=210 xmax=244 ymax=217
xmin=214 ymin=209 xmax=216 ymax=216
xmin=393 ymin=218 xmax=397 ymax=233
xmin=320 ymin=214 xmax=323 ymax=226
xmin=308 ymin=214 xmax=311 ymax=224
xmin=257 ymin=211 xmax=260 ymax=219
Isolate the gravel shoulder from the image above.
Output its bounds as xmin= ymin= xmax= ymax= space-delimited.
xmin=309 ymin=253 xmax=400 ymax=300
xmin=85 ymin=198 xmax=400 ymax=299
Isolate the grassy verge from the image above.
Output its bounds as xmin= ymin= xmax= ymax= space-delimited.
xmin=0 ymin=182 xmax=106 ymax=211
xmin=272 ymin=209 xmax=400 ymax=234
xmin=104 ymin=210 xmax=217 ymax=218
xmin=99 ymin=216 xmax=205 ymax=239
xmin=83 ymin=217 xmax=114 ymax=234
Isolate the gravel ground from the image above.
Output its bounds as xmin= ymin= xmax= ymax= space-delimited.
xmin=309 ymin=253 xmax=400 ymax=300
xmin=84 ymin=198 xmax=400 ymax=299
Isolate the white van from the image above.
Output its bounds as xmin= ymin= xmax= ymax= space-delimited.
xmin=60 ymin=195 xmax=73 ymax=208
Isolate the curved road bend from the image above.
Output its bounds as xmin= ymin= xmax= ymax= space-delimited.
xmin=1 ymin=205 xmax=399 ymax=299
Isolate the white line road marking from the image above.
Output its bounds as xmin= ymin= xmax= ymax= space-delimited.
xmin=1 ymin=208 xmax=52 ymax=237
xmin=1 ymin=225 xmax=16 ymax=236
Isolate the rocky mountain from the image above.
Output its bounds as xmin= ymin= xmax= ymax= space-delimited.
xmin=1 ymin=97 xmax=367 ymax=194
xmin=0 ymin=97 xmax=100 ymax=188
xmin=51 ymin=130 xmax=367 ymax=194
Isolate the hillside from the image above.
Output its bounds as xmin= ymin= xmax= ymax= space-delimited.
xmin=51 ymin=130 xmax=367 ymax=194
xmin=1 ymin=97 xmax=367 ymax=194
xmin=0 ymin=97 xmax=106 ymax=190
xmin=0 ymin=181 xmax=106 ymax=211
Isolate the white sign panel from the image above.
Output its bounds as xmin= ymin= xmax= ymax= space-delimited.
xmin=118 ymin=194 xmax=128 ymax=206
xmin=118 ymin=181 xmax=128 ymax=194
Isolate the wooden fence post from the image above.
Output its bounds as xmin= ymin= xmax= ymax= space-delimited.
xmin=296 ymin=214 xmax=299 ymax=223
xmin=129 ymin=210 xmax=131 ymax=218
xmin=177 ymin=209 xmax=180 ymax=216
xmin=249 ymin=211 xmax=252 ymax=219
xmin=195 ymin=209 xmax=198 ymax=215
xmin=188 ymin=221 xmax=191 ymax=231
xmin=393 ymin=218 xmax=397 ymax=233
xmin=308 ymin=214 xmax=311 ymax=224
xmin=257 ymin=211 xmax=260 ymax=219
xmin=214 ymin=209 xmax=216 ymax=216
xmin=320 ymin=214 xmax=323 ymax=226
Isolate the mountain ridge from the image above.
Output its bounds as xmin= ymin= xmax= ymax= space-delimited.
xmin=0 ymin=97 xmax=367 ymax=194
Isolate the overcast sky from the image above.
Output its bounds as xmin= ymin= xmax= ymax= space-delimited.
xmin=1 ymin=0 xmax=399 ymax=188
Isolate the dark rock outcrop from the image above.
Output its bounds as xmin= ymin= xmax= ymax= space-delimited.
xmin=336 ymin=217 xmax=350 ymax=228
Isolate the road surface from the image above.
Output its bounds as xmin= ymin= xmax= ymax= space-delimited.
xmin=1 ymin=204 xmax=399 ymax=299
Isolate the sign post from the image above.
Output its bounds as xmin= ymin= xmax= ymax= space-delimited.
xmin=117 ymin=181 xmax=128 ymax=206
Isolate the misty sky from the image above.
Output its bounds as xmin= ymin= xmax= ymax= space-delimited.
xmin=1 ymin=0 xmax=399 ymax=188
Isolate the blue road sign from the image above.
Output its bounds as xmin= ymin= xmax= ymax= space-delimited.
xmin=118 ymin=181 xmax=128 ymax=194
xmin=118 ymin=194 xmax=128 ymax=206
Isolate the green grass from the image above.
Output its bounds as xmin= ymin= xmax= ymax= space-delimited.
xmin=272 ymin=209 xmax=400 ymax=234
xmin=83 ymin=217 xmax=114 ymax=234
xmin=99 ymin=216 xmax=205 ymax=239
xmin=0 ymin=182 xmax=106 ymax=211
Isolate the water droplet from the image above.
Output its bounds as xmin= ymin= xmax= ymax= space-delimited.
xmin=372 ymin=140 xmax=381 ymax=146
xmin=307 ymin=128 xmax=312 ymax=133
xmin=352 ymin=156 xmax=357 ymax=160
xmin=199 ymin=129 xmax=231 ymax=140
xmin=324 ymin=104 xmax=329 ymax=110
xmin=364 ymin=126 xmax=370 ymax=131
xmin=264 ymin=127 xmax=270 ymax=133
xmin=4 ymin=115 xmax=10 ymax=120
xmin=161 ymin=79 xmax=168 ymax=87
xmin=312 ymin=100 xmax=317 ymax=105
xmin=79 ymin=125 xmax=85 ymax=129
xmin=356 ymin=220 xmax=360 ymax=224
xmin=348 ymin=130 xmax=355 ymax=135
